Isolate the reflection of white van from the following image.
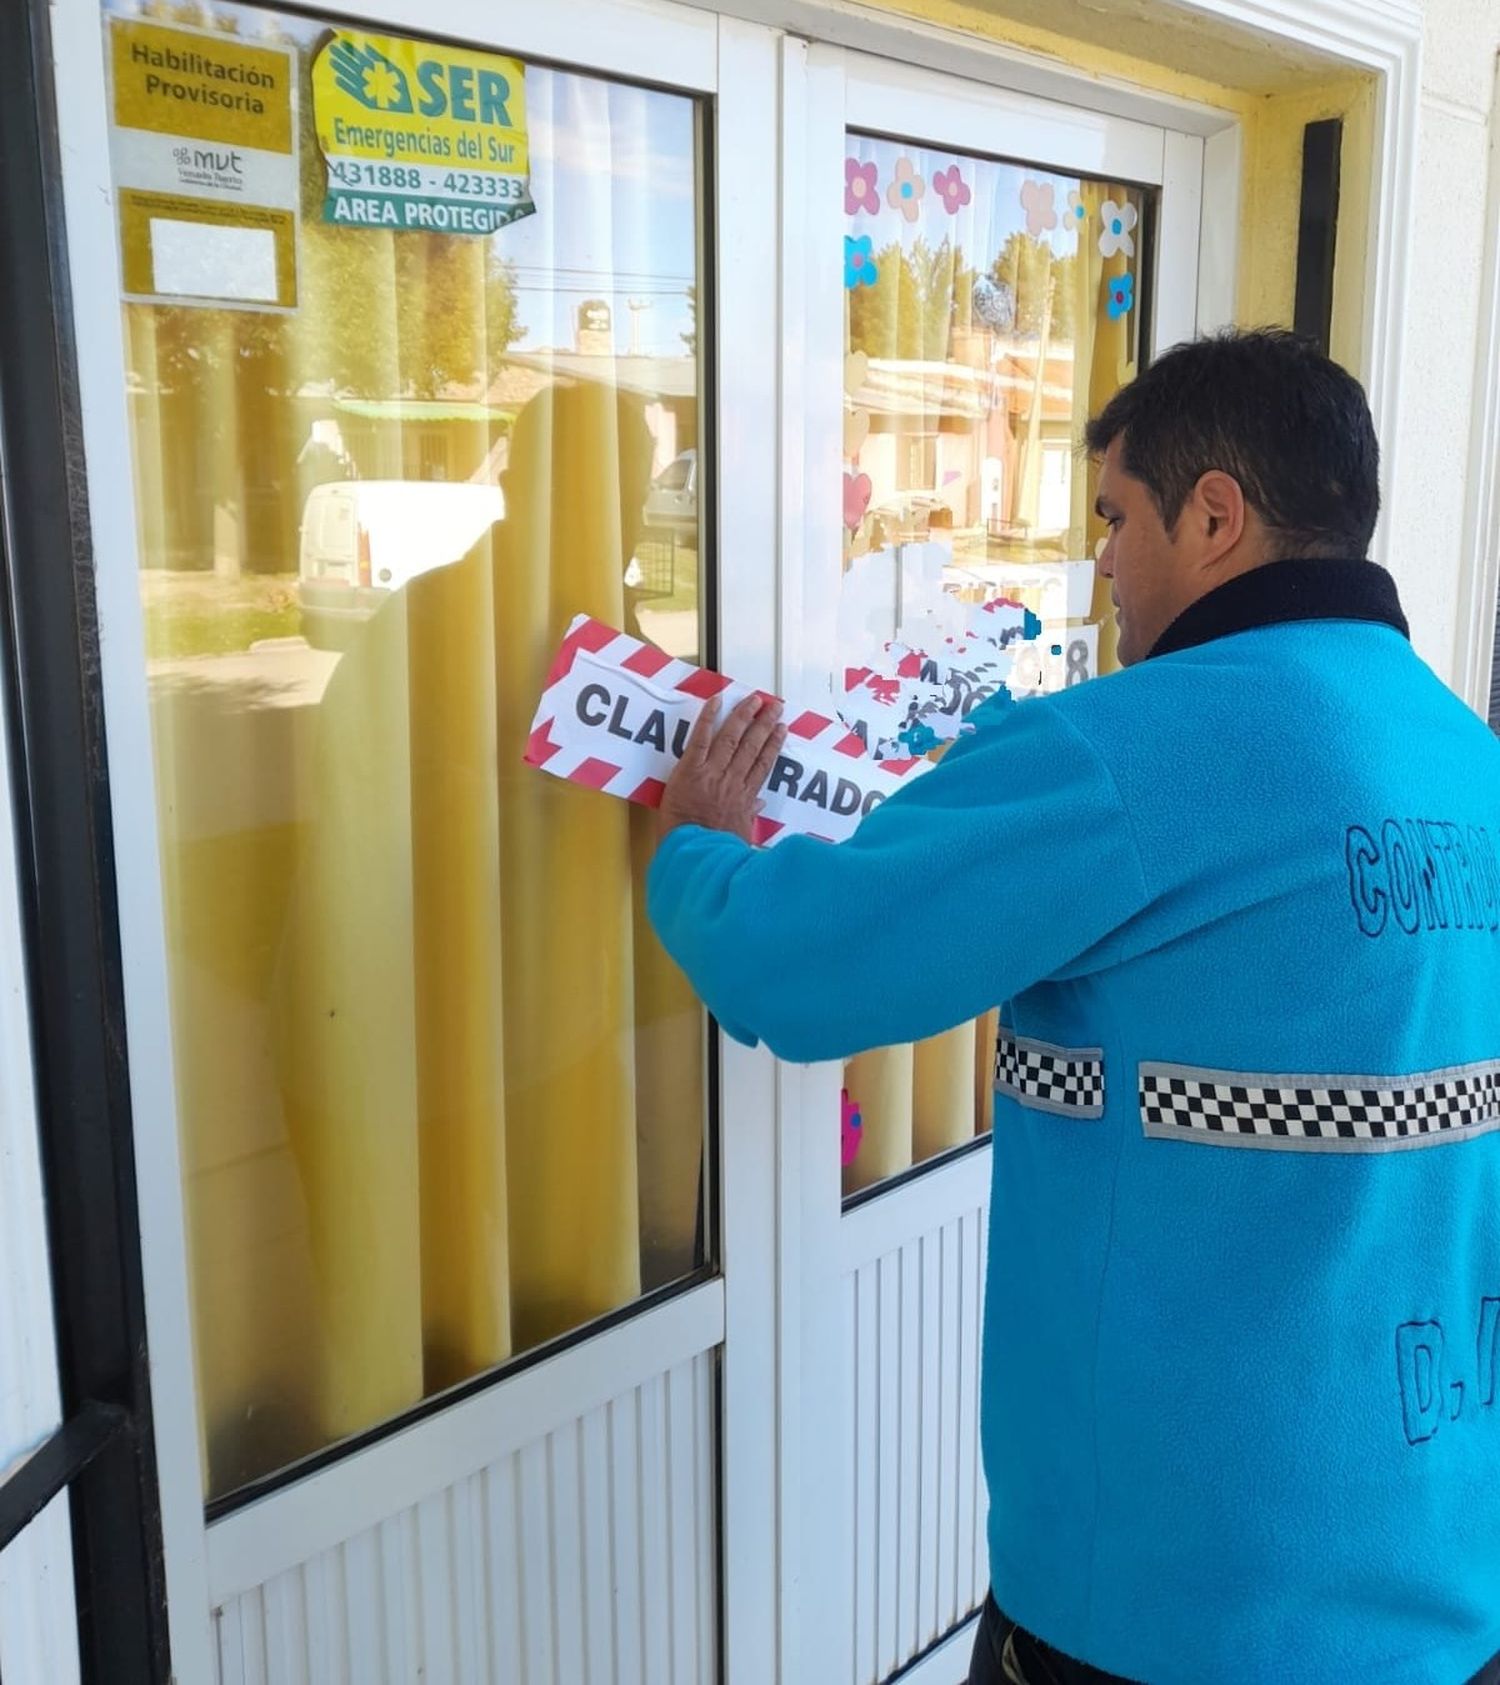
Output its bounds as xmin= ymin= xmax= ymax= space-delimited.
xmin=641 ymin=448 xmax=697 ymax=536
xmin=297 ymin=480 xmax=505 ymax=648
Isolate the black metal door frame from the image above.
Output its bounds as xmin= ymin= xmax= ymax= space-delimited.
xmin=0 ymin=0 xmax=172 ymax=1680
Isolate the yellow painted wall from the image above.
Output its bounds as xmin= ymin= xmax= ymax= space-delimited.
xmin=1237 ymin=74 xmax=1376 ymax=372
xmin=857 ymin=0 xmax=1379 ymax=378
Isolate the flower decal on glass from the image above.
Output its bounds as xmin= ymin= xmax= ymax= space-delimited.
xmin=844 ymin=235 xmax=878 ymax=289
xmin=932 ymin=164 xmax=972 ymax=215
xmin=1020 ymin=179 xmax=1058 ymax=236
xmin=1098 ymin=199 xmax=1138 ymax=258
xmin=841 ymin=1089 xmax=864 ymax=1167
xmin=845 ymin=157 xmax=880 ymax=217
xmin=843 ymin=471 xmax=873 ymax=531
xmin=1106 ymin=271 xmax=1135 ymax=320
xmin=886 ymin=156 xmax=926 ymax=222
xmin=1063 ymin=188 xmax=1088 ymax=233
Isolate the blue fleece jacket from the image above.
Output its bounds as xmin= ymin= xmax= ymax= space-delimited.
xmin=648 ymin=560 xmax=1500 ymax=1684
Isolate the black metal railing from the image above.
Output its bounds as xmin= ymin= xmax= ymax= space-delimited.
xmin=0 ymin=1406 xmax=130 ymax=1559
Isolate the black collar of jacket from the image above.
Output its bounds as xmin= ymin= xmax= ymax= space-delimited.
xmin=1145 ymin=557 xmax=1410 ymax=661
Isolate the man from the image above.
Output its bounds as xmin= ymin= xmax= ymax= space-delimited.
xmin=648 ymin=330 xmax=1500 ymax=1683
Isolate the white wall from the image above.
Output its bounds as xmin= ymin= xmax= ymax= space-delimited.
xmin=0 ymin=686 xmax=79 ymax=1683
xmin=1387 ymin=0 xmax=1500 ymax=681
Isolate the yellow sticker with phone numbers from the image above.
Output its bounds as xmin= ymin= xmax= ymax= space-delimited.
xmin=311 ymin=30 xmax=535 ymax=235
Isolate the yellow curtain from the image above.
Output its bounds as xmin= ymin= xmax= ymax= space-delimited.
xmin=843 ymin=1022 xmax=988 ymax=1196
xmin=491 ymin=383 xmax=651 ymax=1351
xmin=914 ymin=1022 xmax=977 ymax=1161
xmin=279 ymin=378 xmax=666 ymax=1395
xmin=141 ymin=342 xmax=690 ymax=1489
xmin=844 ymin=1044 xmax=916 ymax=1193
xmin=273 ymin=583 xmax=425 ymax=1441
xmin=131 ymin=69 xmax=703 ymax=1489
xmin=632 ymin=807 xmax=710 ymax=1290
xmin=1070 ymin=182 xmax=1141 ymax=678
xmin=408 ymin=537 xmax=510 ymax=1395
xmin=975 ymin=1007 xmax=999 ymax=1137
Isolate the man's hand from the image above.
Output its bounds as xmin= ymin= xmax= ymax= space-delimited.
xmin=658 ymin=692 xmax=787 ymax=843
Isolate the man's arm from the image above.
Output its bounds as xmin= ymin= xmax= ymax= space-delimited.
xmin=647 ymin=692 xmax=1150 ymax=1064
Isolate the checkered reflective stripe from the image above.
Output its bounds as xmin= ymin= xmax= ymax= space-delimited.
xmin=994 ymin=1028 xmax=1105 ymax=1119
xmin=1140 ymin=1058 xmax=1500 ymax=1152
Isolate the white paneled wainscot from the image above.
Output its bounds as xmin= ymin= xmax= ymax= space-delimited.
xmin=209 ymin=1285 xmax=720 ymax=1685
xmin=839 ymin=1150 xmax=991 ymax=1685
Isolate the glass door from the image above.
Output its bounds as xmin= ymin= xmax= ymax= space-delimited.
xmin=836 ymin=86 xmax=1169 ymax=1207
xmin=100 ymin=0 xmax=712 ymax=1510
xmin=786 ymin=43 xmax=1205 ymax=1685
xmin=48 ymin=0 xmax=781 ymax=1676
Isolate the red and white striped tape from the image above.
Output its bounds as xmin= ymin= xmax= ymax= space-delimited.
xmin=524 ymin=615 xmax=932 ymax=846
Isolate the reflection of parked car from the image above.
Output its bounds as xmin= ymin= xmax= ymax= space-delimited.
xmin=297 ymin=480 xmax=505 ymax=649
xmin=641 ymin=448 xmax=697 ymax=536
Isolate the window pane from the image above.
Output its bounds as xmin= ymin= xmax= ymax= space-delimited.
xmin=106 ymin=0 xmax=707 ymax=1498
xmin=839 ymin=133 xmax=1150 ymax=1200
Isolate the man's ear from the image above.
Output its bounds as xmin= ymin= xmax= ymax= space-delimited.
xmin=1188 ymin=470 xmax=1246 ymax=562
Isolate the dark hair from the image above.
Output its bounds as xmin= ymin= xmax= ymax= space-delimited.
xmin=1084 ymin=328 xmax=1380 ymax=558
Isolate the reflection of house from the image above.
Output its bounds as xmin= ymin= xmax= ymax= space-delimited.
xmin=483 ymin=350 xmax=697 ymax=481
xmin=126 ymin=380 xmax=519 ymax=573
xmin=305 ymin=346 xmax=698 ymax=496
xmin=240 ymin=350 xmax=696 ymax=553
xmin=988 ymin=340 xmax=1079 ymax=536
xmin=850 ymin=336 xmax=1080 ymax=547
xmin=332 ymin=395 xmax=520 ymax=483
xmin=310 ymin=291 xmax=698 ymax=492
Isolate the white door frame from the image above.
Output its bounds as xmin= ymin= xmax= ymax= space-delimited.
xmin=787 ymin=40 xmax=1217 ymax=698
xmin=778 ymin=41 xmax=1217 ymax=1683
xmin=695 ymin=0 xmax=1423 ymax=571
xmin=46 ymin=0 xmax=778 ymax=1677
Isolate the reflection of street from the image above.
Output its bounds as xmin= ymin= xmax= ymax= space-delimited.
xmin=145 ymin=523 xmax=703 ymax=675
xmin=140 ymin=570 xmax=303 ymax=662
xmin=143 ymin=572 xmax=336 ymax=845
xmin=148 ymin=637 xmax=339 ymax=710
xmin=148 ymin=639 xmax=340 ymax=852
xmin=636 ymin=608 xmax=697 ymax=654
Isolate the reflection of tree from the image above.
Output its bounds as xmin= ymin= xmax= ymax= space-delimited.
xmin=847 ymin=238 xmax=976 ymax=362
xmin=845 ymin=234 xmax=1077 ymax=361
xmin=681 ymin=285 xmax=696 ymax=356
xmin=990 ymin=234 xmax=1075 ymax=341
xmin=136 ymin=4 xmax=524 ymax=399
